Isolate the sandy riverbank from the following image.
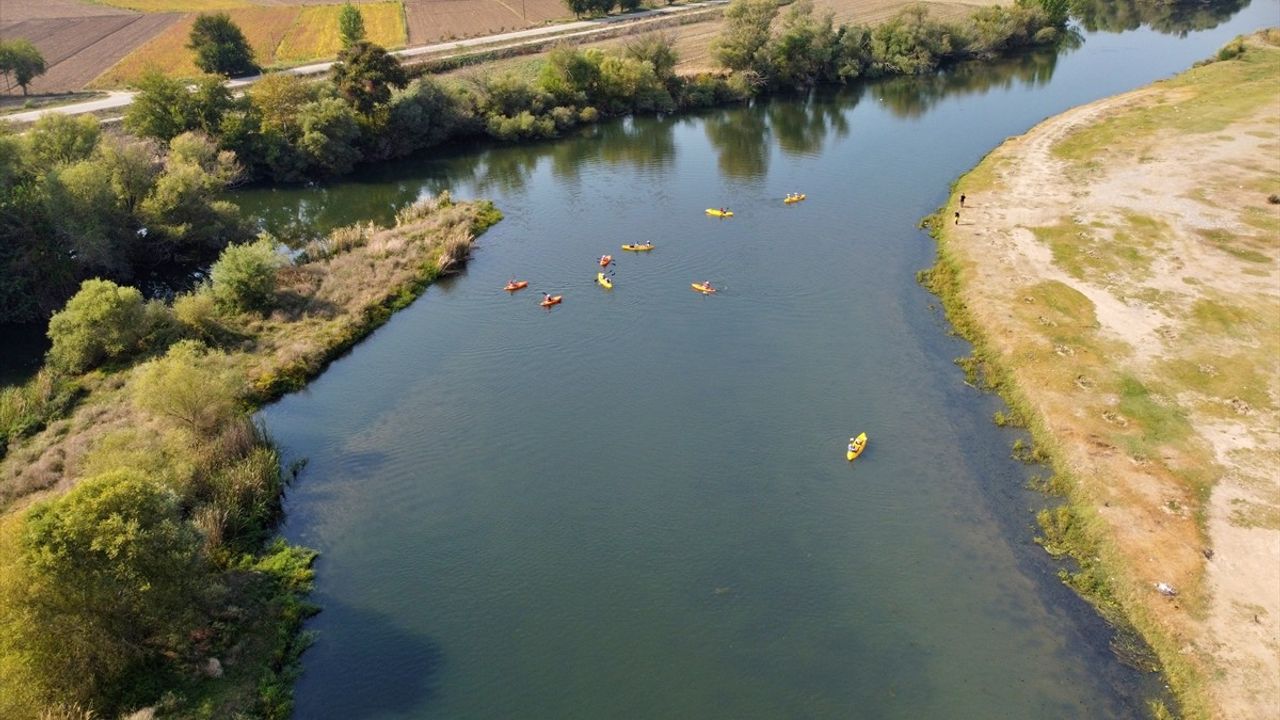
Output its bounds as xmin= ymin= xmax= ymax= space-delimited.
xmin=927 ymin=31 xmax=1279 ymax=719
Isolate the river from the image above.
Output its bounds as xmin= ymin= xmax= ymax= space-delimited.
xmin=243 ymin=3 xmax=1277 ymax=717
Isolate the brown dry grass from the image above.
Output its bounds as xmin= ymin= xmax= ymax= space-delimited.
xmin=933 ymin=34 xmax=1280 ymax=720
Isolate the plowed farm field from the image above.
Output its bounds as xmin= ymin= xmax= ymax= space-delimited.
xmin=0 ymin=13 xmax=180 ymax=94
xmin=403 ymin=0 xmax=569 ymax=44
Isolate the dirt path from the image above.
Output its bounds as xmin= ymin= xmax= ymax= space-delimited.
xmin=937 ymin=39 xmax=1280 ymax=719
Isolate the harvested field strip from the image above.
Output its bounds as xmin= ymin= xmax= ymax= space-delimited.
xmin=403 ymin=0 xmax=567 ymax=45
xmin=275 ymin=2 xmax=406 ymax=62
xmin=93 ymin=0 xmax=252 ymax=12
xmin=0 ymin=0 xmax=134 ymax=22
xmin=93 ymin=6 xmax=301 ymax=87
xmin=1 ymin=14 xmax=180 ymax=94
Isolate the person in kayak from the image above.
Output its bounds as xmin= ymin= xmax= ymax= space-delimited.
xmin=848 ymin=438 xmax=857 ymax=452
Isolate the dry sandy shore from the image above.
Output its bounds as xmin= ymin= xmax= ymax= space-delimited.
xmin=933 ymin=33 xmax=1279 ymax=719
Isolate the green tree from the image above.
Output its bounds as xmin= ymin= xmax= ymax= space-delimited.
xmin=27 ymin=114 xmax=101 ymax=167
xmin=0 ymin=39 xmax=47 ymax=95
xmin=125 ymin=71 xmax=196 ymax=141
xmin=338 ymin=2 xmax=367 ymax=48
xmin=297 ymin=97 xmax=363 ymax=175
xmin=132 ymin=340 xmax=242 ymax=435
xmin=210 ymin=235 xmax=284 ymax=311
xmin=0 ymin=469 xmax=207 ymax=711
xmin=331 ymin=40 xmax=408 ymax=114
xmin=140 ymin=132 xmax=247 ymax=260
xmin=187 ymin=13 xmax=257 ymax=78
xmin=46 ymin=279 xmax=147 ymax=373
xmin=763 ymin=0 xmax=838 ymax=86
xmin=624 ymin=33 xmax=679 ymax=84
xmin=712 ymin=0 xmax=778 ymax=75
xmin=1027 ymin=0 xmax=1069 ymax=27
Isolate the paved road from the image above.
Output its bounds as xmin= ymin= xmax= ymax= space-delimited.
xmin=3 ymin=1 xmax=726 ymax=124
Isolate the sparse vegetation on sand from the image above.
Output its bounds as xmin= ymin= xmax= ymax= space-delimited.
xmin=921 ymin=31 xmax=1280 ymax=720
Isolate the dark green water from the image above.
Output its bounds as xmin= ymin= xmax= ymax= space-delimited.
xmin=248 ymin=5 xmax=1275 ymax=717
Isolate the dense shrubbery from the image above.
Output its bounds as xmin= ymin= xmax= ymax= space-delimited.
xmin=0 ymin=114 xmax=249 ymax=325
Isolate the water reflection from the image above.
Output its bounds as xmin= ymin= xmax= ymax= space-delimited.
xmin=874 ymin=42 xmax=1073 ymax=118
xmin=1071 ymin=0 xmax=1251 ymax=36
xmin=233 ymin=0 xmax=1248 ymax=238
xmin=702 ymin=103 xmax=772 ymax=179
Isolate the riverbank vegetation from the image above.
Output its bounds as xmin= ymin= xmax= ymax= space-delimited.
xmin=920 ymin=32 xmax=1280 ymax=718
xmin=0 ymin=194 xmax=500 ymax=717
xmin=115 ymin=0 xmax=1067 ymax=186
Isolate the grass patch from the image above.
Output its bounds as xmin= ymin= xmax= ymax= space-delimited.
xmin=275 ymin=2 xmax=407 ymax=63
xmin=1115 ymin=373 xmax=1191 ymax=446
xmin=1053 ymin=36 xmax=1280 ymax=165
xmin=1229 ymin=499 xmax=1280 ymax=530
xmin=1158 ymin=355 xmax=1274 ymax=413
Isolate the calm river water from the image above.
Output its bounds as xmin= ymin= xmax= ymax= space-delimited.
xmin=245 ymin=3 xmax=1276 ymax=717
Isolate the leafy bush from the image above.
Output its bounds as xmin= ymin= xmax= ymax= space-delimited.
xmin=46 ymin=279 xmax=149 ymax=373
xmin=173 ymin=286 xmax=226 ymax=341
xmin=764 ymin=0 xmax=839 ymax=87
xmin=132 ymin=340 xmax=242 ymax=436
xmin=0 ymin=469 xmax=208 ymax=713
xmin=27 ymin=114 xmax=101 ymax=167
xmin=210 ymin=236 xmax=285 ymax=312
xmin=712 ymin=0 xmax=778 ymax=74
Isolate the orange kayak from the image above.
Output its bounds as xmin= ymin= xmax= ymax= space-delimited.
xmin=540 ymin=295 xmax=563 ymax=307
xmin=504 ymin=280 xmax=528 ymax=292
xmin=599 ymin=255 xmax=613 ymax=268
xmin=691 ymin=282 xmax=716 ymax=294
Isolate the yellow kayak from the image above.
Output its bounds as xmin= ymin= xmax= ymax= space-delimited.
xmin=691 ymin=282 xmax=716 ymax=294
xmin=622 ymin=243 xmax=654 ymax=252
xmin=784 ymin=194 xmax=807 ymax=204
xmin=846 ymin=432 xmax=867 ymax=461
xmin=705 ymin=208 xmax=734 ymax=218
xmin=597 ymin=272 xmax=613 ymax=289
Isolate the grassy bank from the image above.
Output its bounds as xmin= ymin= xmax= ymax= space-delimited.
xmin=0 ymin=194 xmax=501 ymax=717
xmin=919 ymin=32 xmax=1280 ymax=719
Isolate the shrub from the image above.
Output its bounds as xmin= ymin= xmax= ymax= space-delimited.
xmin=764 ymin=0 xmax=839 ymax=87
xmin=210 ymin=236 xmax=284 ymax=312
xmin=188 ymin=13 xmax=258 ymax=77
xmin=868 ymin=5 xmax=955 ymax=76
xmin=712 ymin=0 xmax=778 ymax=74
xmin=0 ymin=469 xmax=207 ymax=712
xmin=27 ymin=114 xmax=101 ymax=167
xmin=173 ymin=286 xmax=226 ymax=341
xmin=46 ymin=279 xmax=147 ymax=373
xmin=297 ymin=97 xmax=363 ymax=176
xmin=125 ymin=71 xmax=197 ymax=142
xmin=132 ymin=340 xmax=242 ymax=436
